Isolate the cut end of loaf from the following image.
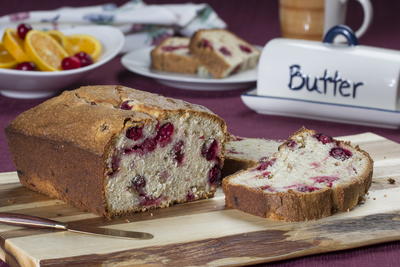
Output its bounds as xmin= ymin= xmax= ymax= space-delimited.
xmin=105 ymin=111 xmax=225 ymax=216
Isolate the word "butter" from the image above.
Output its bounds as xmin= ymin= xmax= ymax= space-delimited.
xmin=288 ymin=65 xmax=364 ymax=98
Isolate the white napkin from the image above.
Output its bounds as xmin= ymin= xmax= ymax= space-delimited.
xmin=0 ymin=0 xmax=226 ymax=52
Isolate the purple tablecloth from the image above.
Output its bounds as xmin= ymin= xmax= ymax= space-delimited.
xmin=1 ymin=0 xmax=399 ymax=266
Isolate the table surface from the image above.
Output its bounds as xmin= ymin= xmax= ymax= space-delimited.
xmin=0 ymin=0 xmax=399 ymax=266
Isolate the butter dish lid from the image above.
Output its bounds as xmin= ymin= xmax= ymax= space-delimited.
xmin=243 ymin=25 xmax=400 ymax=129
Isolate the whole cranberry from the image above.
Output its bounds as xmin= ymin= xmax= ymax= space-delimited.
xmin=173 ymin=140 xmax=185 ymax=165
xmin=239 ymin=45 xmax=252 ymax=53
xmin=198 ymin=39 xmax=213 ymax=49
xmin=120 ymin=100 xmax=132 ymax=110
xmin=219 ymin=46 xmax=232 ymax=56
xmin=201 ymin=139 xmax=219 ymax=161
xmin=126 ymin=126 xmax=143 ymax=141
xmin=74 ymin=52 xmax=93 ymax=67
xmin=155 ymin=122 xmax=174 ymax=147
xmin=208 ymin=165 xmax=222 ymax=185
xmin=314 ymin=133 xmax=333 ymax=144
xmin=61 ymin=56 xmax=81 ymax=70
xmin=15 ymin=62 xmax=36 ymax=71
xmin=17 ymin=23 xmax=32 ymax=40
xmin=330 ymin=147 xmax=352 ymax=161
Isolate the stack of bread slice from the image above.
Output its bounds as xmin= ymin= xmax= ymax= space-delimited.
xmin=151 ymin=29 xmax=260 ymax=78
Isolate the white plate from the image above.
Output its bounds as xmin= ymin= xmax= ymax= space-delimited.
xmin=121 ymin=47 xmax=258 ymax=91
xmin=242 ymin=88 xmax=400 ymax=129
xmin=0 ymin=26 xmax=124 ymax=99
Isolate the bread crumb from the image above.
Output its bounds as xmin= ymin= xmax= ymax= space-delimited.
xmin=388 ymin=178 xmax=396 ymax=184
xmin=346 ymin=208 xmax=350 ymax=212
xmin=150 ymin=213 xmax=153 ymax=217
xmin=384 ymin=194 xmax=387 ymax=198
xmin=125 ymin=219 xmax=130 ymax=223
xmin=7 ymin=199 xmax=15 ymax=204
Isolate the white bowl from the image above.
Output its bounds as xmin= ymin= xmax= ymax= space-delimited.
xmin=0 ymin=26 xmax=124 ymax=99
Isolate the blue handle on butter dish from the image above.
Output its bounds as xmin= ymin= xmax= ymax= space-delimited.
xmin=323 ymin=25 xmax=358 ymax=46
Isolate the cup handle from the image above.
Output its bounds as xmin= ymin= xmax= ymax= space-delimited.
xmin=323 ymin=25 xmax=358 ymax=46
xmin=354 ymin=0 xmax=373 ymax=38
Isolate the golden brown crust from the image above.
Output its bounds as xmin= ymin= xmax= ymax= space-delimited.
xmin=6 ymin=85 xmax=228 ymax=217
xmin=7 ymin=86 xmax=153 ymax=155
xmin=151 ymin=52 xmax=200 ymax=74
xmin=6 ymin=130 xmax=109 ymax=216
xmin=151 ymin=38 xmax=201 ymax=74
xmin=222 ymin=128 xmax=374 ymax=222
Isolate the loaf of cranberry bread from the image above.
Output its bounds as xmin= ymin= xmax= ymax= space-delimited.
xmin=151 ymin=37 xmax=202 ymax=75
xmin=189 ymin=29 xmax=261 ymax=78
xmin=6 ymin=85 xmax=227 ymax=217
xmin=223 ymin=128 xmax=373 ymax=221
xmin=223 ymin=135 xmax=281 ymax=177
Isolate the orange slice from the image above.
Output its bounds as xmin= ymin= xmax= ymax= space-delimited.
xmin=0 ymin=42 xmax=17 ymax=68
xmin=67 ymin=34 xmax=102 ymax=60
xmin=24 ymin=30 xmax=68 ymax=71
xmin=2 ymin=28 xmax=30 ymax=62
xmin=47 ymin=30 xmax=74 ymax=55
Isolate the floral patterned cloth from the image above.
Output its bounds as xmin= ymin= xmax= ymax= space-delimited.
xmin=0 ymin=0 xmax=226 ymax=52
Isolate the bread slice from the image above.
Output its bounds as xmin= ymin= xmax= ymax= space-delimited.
xmin=189 ymin=29 xmax=260 ymax=78
xmin=223 ymin=128 xmax=373 ymax=221
xmin=222 ymin=135 xmax=281 ymax=177
xmin=6 ymin=85 xmax=227 ymax=217
xmin=151 ymin=37 xmax=202 ymax=75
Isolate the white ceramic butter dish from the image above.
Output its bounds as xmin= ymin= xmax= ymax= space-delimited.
xmin=242 ymin=25 xmax=400 ymax=128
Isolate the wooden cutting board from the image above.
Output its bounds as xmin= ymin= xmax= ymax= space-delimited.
xmin=1 ymin=132 xmax=400 ymax=267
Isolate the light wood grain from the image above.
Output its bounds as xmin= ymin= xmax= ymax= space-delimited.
xmin=1 ymin=132 xmax=400 ymax=267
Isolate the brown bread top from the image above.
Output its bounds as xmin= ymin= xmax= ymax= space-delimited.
xmin=6 ymin=85 xmax=221 ymax=156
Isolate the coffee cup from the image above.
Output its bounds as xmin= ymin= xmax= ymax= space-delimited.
xmin=279 ymin=0 xmax=373 ymax=40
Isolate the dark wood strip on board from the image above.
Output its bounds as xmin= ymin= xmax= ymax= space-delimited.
xmin=40 ymin=229 xmax=316 ymax=267
xmin=39 ymin=211 xmax=400 ymax=267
